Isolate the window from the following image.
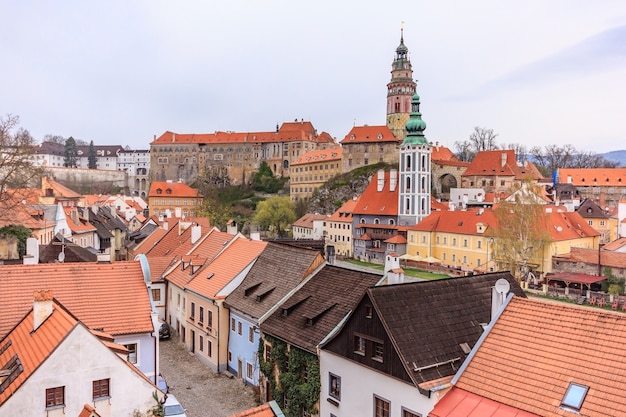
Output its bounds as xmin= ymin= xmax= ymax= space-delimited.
xmin=265 ymin=344 xmax=272 ymax=362
xmin=208 ymin=310 xmax=213 ymax=329
xmin=373 ymin=342 xmax=384 ymax=362
xmin=92 ymin=378 xmax=110 ymax=400
xmin=365 ymin=306 xmax=373 ymax=319
xmin=231 ymin=317 xmax=236 ymax=331
xmin=125 ymin=343 xmax=137 ymax=364
xmin=246 ymin=362 xmax=253 ymax=379
xmin=238 ymin=322 xmax=242 ymax=335
xmin=329 ymin=373 xmax=341 ymax=400
xmin=199 ymin=306 xmax=204 ymax=324
xmin=374 ymin=395 xmax=390 ymax=417
xmin=46 ymin=386 xmax=65 ymax=408
xmin=152 ymin=288 xmax=161 ymax=302
xmin=561 ymin=382 xmax=589 ymax=411
xmin=208 ymin=340 xmax=212 ymax=357
xmin=249 ymin=327 xmax=254 ymax=343
xmin=354 ymin=335 xmax=365 ymax=355
xmin=190 ymin=302 xmax=195 ymax=320
xmin=199 ymin=335 xmax=204 ymax=352
xmin=402 ymin=408 xmax=421 ymax=417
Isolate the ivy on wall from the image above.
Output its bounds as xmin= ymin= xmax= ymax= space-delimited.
xmin=258 ymin=335 xmax=321 ymax=417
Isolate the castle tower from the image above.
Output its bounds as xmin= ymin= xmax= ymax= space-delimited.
xmin=398 ymin=90 xmax=431 ymax=226
xmin=386 ymin=28 xmax=416 ymax=142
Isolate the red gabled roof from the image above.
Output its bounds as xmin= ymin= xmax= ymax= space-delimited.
xmin=339 ymin=125 xmax=398 ymax=144
xmin=184 ymin=238 xmax=267 ymax=299
xmin=148 ymin=181 xmax=202 ymax=198
xmin=462 ymin=150 xmax=543 ymax=180
xmin=353 ymin=171 xmax=399 ymax=216
xmin=227 ymin=403 xmax=277 ymax=417
xmin=431 ymin=145 xmax=459 ymax=162
xmin=557 ymin=168 xmax=626 ymax=187
xmin=329 ymin=197 xmax=359 ymax=222
xmin=0 ymin=261 xmax=153 ymax=338
xmin=409 ymin=208 xmax=497 ymax=235
xmin=292 ymin=213 xmax=330 ymax=229
xmin=429 ymin=387 xmax=540 ymax=417
xmin=291 ymin=147 xmax=342 ymax=165
xmin=452 ymin=297 xmax=626 ymax=416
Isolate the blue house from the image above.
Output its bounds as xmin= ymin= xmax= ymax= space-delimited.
xmin=224 ymin=242 xmax=324 ymax=385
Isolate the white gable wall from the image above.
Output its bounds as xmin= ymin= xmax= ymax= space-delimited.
xmin=320 ymin=350 xmax=439 ymax=417
xmin=1 ymin=324 xmax=160 ymax=417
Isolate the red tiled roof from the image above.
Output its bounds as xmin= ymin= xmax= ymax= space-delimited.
xmin=148 ymin=181 xmax=202 ymax=198
xmin=150 ymin=121 xmax=333 ymax=146
xmin=292 ymin=213 xmax=330 ymax=228
xmin=384 ymin=235 xmax=407 ymax=244
xmin=183 ymin=237 xmax=267 ymax=299
xmin=0 ymin=199 xmax=46 ymax=229
xmin=227 ymin=403 xmax=276 ymax=417
xmin=557 ymin=168 xmax=626 ymax=187
xmin=545 ymin=272 xmax=606 ymax=285
xmin=554 ymin=246 xmax=626 ymax=268
xmin=453 ymin=297 xmax=626 ymax=417
xmin=78 ymin=404 xmax=102 ymax=417
xmin=430 ymin=196 xmax=450 ymax=211
xmin=353 ymin=171 xmax=399 ymax=216
xmin=429 ymin=387 xmax=540 ymax=417
xmin=329 ymin=197 xmax=359 ymax=222
xmin=43 ymin=177 xmax=83 ymax=199
xmin=144 ymin=221 xmax=210 ymax=258
xmin=0 ymin=261 xmax=153 ymax=338
xmin=63 ymin=207 xmax=97 ymax=233
xmin=462 ymin=150 xmax=543 ymax=180
xmin=603 ymin=237 xmax=626 ymax=251
xmin=409 ymin=208 xmax=497 ymax=235
xmin=339 ymin=125 xmax=398 ymax=144
xmin=291 ymin=147 xmax=342 ymax=165
xmin=165 ymin=228 xmax=237 ymax=289
xmin=431 ymin=145 xmax=459 ymax=162
xmin=0 ymin=297 xmax=78 ymax=405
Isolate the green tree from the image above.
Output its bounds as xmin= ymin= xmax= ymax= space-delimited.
xmin=64 ymin=136 xmax=78 ymax=168
xmin=0 ymin=114 xmax=45 ymax=215
xmin=253 ymin=196 xmax=296 ymax=237
xmin=492 ymin=180 xmax=552 ymax=280
xmin=88 ymin=140 xmax=97 ymax=169
xmin=0 ymin=224 xmax=33 ymax=257
xmin=251 ymin=161 xmax=287 ymax=193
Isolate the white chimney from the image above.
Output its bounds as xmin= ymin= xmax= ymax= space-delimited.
xmin=23 ymin=237 xmax=39 ymax=265
xmin=501 ymin=152 xmax=507 ymax=168
xmin=33 ymin=290 xmax=54 ymax=331
xmin=377 ymin=169 xmax=385 ymax=192
xmin=191 ymin=225 xmax=201 ymax=244
xmin=389 ymin=169 xmax=398 ymax=192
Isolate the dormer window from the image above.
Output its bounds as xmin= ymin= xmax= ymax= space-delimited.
xmin=561 ymin=382 xmax=588 ymax=412
xmin=156 ymin=188 xmax=162 ymax=195
xmin=166 ymin=188 xmax=172 ymax=194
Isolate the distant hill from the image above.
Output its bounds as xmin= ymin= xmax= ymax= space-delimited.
xmin=600 ymin=150 xmax=626 ymax=167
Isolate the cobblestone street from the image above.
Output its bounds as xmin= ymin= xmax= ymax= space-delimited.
xmin=159 ymin=337 xmax=258 ymax=417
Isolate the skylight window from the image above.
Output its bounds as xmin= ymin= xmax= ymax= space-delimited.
xmin=561 ymin=382 xmax=589 ymax=411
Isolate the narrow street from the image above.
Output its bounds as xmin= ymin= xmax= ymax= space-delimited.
xmin=159 ymin=337 xmax=258 ymax=417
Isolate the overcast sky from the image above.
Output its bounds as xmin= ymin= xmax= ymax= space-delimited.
xmin=2 ymin=1 xmax=625 ymax=153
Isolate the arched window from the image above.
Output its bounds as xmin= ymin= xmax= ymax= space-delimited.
xmin=406 ymin=177 xmax=411 ymax=191
xmin=374 ymin=218 xmax=380 ymax=225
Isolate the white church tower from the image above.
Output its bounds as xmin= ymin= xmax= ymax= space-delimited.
xmin=398 ymin=90 xmax=431 ymax=226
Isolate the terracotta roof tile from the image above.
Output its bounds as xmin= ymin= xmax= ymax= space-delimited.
xmin=328 ymin=198 xmax=359 ymax=222
xmin=339 ymin=125 xmax=398 ymax=144
xmin=184 ymin=238 xmax=267 ymax=299
xmin=557 ymin=168 xmax=626 ymax=187
xmin=227 ymin=403 xmax=276 ymax=417
xmin=429 ymin=387 xmax=540 ymax=417
xmin=291 ymin=147 xmax=342 ymax=165
xmin=292 ymin=213 xmax=330 ymax=228
xmin=431 ymin=145 xmax=459 ymax=162
xmin=462 ymin=150 xmax=543 ymax=180
xmin=0 ymin=261 xmax=153 ymax=338
xmin=554 ymin=247 xmax=626 ymax=268
xmin=603 ymin=237 xmax=626 ymax=251
xmin=353 ymin=171 xmax=399 ymax=216
xmin=0 ymin=298 xmax=78 ymax=405
xmin=454 ymin=297 xmax=626 ymax=417
xmin=148 ymin=181 xmax=202 ymax=198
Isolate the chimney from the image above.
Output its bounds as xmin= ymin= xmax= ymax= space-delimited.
xmin=501 ymin=152 xmax=507 ymax=168
xmin=389 ymin=169 xmax=398 ymax=192
xmin=384 ymin=253 xmax=405 ymax=285
xmin=172 ymin=133 xmax=176 ymax=143
xmin=33 ymin=290 xmax=54 ymax=331
xmin=191 ymin=225 xmax=201 ymax=244
xmin=377 ymin=169 xmax=385 ymax=192
xmin=70 ymin=209 xmax=79 ymax=225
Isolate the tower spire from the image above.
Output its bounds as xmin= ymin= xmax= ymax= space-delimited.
xmin=386 ymin=25 xmax=416 ymax=141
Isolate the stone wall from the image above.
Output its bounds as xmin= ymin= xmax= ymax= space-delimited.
xmin=44 ymin=167 xmax=128 ymax=192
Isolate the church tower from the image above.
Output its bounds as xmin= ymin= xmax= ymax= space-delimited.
xmin=398 ymin=90 xmax=431 ymax=226
xmin=386 ymin=28 xmax=416 ymax=142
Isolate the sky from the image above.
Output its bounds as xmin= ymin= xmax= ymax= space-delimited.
xmin=1 ymin=1 xmax=625 ymax=153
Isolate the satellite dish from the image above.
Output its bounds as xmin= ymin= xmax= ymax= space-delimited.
xmin=494 ymin=278 xmax=510 ymax=295
xmin=57 ymin=252 xmax=65 ymax=263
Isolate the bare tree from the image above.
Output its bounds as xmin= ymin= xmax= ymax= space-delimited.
xmin=42 ymin=134 xmax=66 ymax=144
xmin=469 ymin=126 xmax=498 ymax=152
xmin=453 ymin=140 xmax=474 ymax=162
xmin=530 ymin=144 xmax=617 ymax=177
xmin=0 ymin=114 xmax=45 ymax=214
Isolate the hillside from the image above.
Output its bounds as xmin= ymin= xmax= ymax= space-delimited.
xmin=307 ymin=162 xmax=397 ymax=215
xmin=600 ymin=150 xmax=626 ymax=167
